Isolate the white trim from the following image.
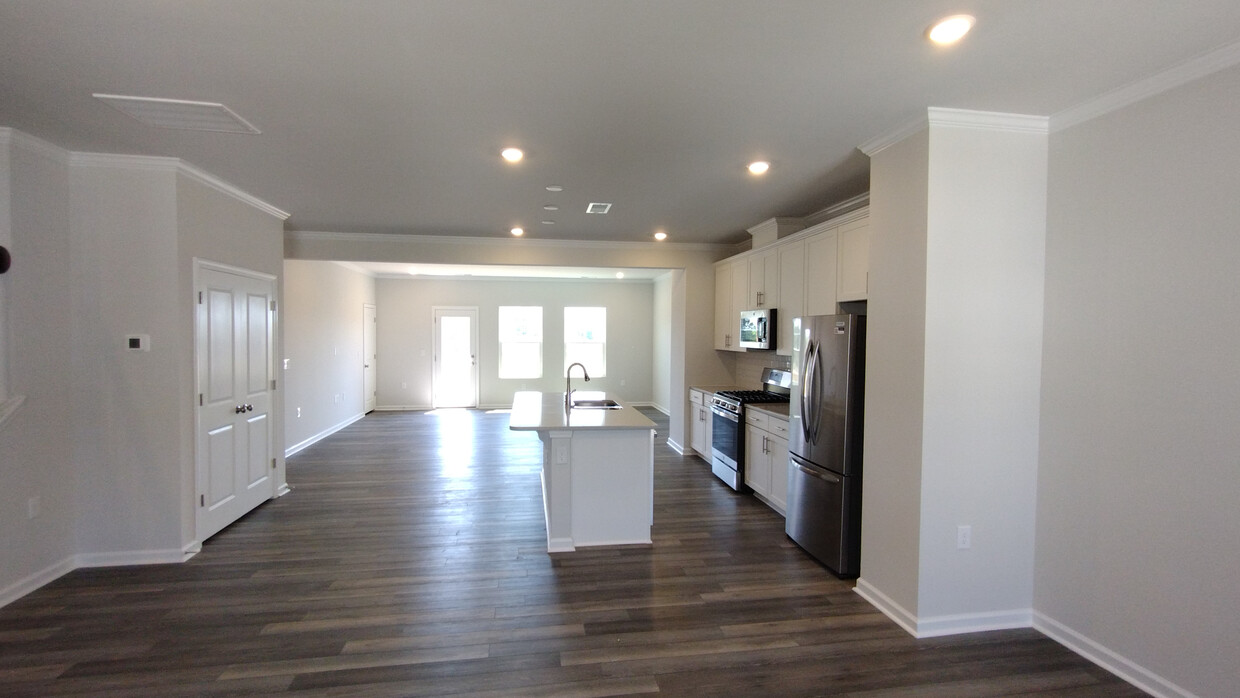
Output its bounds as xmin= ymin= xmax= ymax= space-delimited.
xmin=801 ymin=192 xmax=871 ymax=228
xmin=1033 ymin=611 xmax=1199 ymax=698
xmin=0 ymin=556 xmax=76 ymax=609
xmin=284 ymin=412 xmax=365 ymax=458
xmin=857 ymin=114 xmax=928 ymax=156
xmin=0 ymin=394 xmax=26 ymax=433
xmin=69 ymin=152 xmax=289 ymax=220
xmin=853 ymin=577 xmax=920 ymax=636
xmin=913 ymin=608 xmax=1032 ymax=638
xmin=286 ymin=229 xmax=733 ymax=254
xmin=374 ymin=404 xmax=433 ymax=412
xmin=1051 ymin=40 xmax=1240 ymax=132
xmin=926 ymin=108 xmax=1048 ymax=133
xmin=195 ymin=257 xmax=277 ymax=282
xmin=665 ymin=439 xmax=686 ymax=456
xmin=75 ymin=548 xmax=192 ymax=568
xmin=0 ymin=128 xmax=70 ymax=164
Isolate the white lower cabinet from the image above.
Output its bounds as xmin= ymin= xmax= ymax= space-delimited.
xmin=688 ymin=389 xmax=712 ymax=459
xmin=743 ymin=409 xmax=790 ymax=514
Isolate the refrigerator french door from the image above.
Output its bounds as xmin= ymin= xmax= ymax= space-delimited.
xmin=785 ymin=314 xmax=866 ymax=578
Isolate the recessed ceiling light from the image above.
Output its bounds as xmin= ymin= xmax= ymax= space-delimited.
xmin=654 ymin=231 xmax=668 ymax=241
xmin=510 ymin=227 xmax=524 ymax=236
xmin=615 ymin=272 xmax=625 ymax=279
xmin=501 ymin=147 xmax=524 ymax=163
xmin=748 ymin=161 xmax=770 ymax=175
xmin=546 ymin=185 xmax=563 ymax=192
xmin=927 ymin=15 xmax=975 ymax=45
xmin=543 ymin=205 xmax=559 ymax=211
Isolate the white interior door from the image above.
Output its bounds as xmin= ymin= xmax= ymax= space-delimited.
xmin=196 ymin=263 xmax=277 ymax=542
xmin=432 ymin=307 xmax=478 ymax=408
xmin=363 ymin=304 xmax=377 ymax=413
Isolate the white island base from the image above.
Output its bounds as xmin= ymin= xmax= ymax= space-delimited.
xmin=509 ymin=391 xmax=655 ymax=552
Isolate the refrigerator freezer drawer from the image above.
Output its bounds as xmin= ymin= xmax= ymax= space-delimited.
xmin=784 ymin=454 xmax=861 ymax=578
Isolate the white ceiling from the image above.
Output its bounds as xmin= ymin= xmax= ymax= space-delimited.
xmin=3 ymin=1 xmax=1240 ymax=246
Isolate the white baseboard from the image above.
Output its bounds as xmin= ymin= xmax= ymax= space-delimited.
xmin=284 ymin=412 xmax=365 ymax=457
xmin=666 ymin=438 xmax=686 ymax=455
xmin=853 ymin=577 xmax=1031 ymax=638
xmin=0 ymin=556 xmax=76 ymax=609
xmin=374 ymin=404 xmax=431 ymax=412
xmin=1033 ymin=611 xmax=1197 ymax=698
xmin=1 ymin=544 xmax=198 ymax=609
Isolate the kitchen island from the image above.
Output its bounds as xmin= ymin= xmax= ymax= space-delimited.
xmin=509 ymin=391 xmax=656 ymax=552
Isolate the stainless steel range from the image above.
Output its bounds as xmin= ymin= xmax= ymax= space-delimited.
xmin=710 ymin=368 xmax=791 ymax=491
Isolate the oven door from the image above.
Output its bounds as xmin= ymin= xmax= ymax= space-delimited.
xmin=710 ymin=404 xmax=743 ymax=490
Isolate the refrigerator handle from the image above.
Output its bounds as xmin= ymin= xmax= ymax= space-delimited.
xmin=795 ymin=462 xmax=840 ymax=484
xmin=808 ymin=342 xmax=823 ymax=444
xmin=800 ymin=339 xmax=816 ymax=443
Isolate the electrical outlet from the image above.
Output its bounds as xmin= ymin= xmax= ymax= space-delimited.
xmin=957 ymin=525 xmax=972 ymax=550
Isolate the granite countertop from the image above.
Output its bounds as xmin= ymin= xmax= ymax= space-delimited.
xmin=508 ymin=391 xmax=657 ymax=431
xmin=747 ymin=402 xmax=790 ymax=420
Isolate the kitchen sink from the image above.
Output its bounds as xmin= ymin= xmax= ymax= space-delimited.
xmin=571 ymin=399 xmax=622 ymax=409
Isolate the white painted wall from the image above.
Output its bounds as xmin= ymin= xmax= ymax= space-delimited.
xmin=651 ymin=271 xmax=673 ymax=413
xmin=375 ymin=277 xmax=654 ymax=409
xmin=282 ymin=261 xmax=376 ymax=454
xmin=1036 ymin=64 xmax=1240 ymax=698
xmin=857 ymin=128 xmax=929 ymax=621
xmin=919 ymin=113 xmax=1047 ymax=625
xmin=0 ymin=132 xmax=77 ymax=605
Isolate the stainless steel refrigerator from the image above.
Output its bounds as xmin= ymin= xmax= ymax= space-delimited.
xmin=786 ymin=314 xmax=866 ymax=578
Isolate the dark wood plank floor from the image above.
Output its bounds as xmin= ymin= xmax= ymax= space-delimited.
xmin=0 ymin=408 xmax=1142 ymax=697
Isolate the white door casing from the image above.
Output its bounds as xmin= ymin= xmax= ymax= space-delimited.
xmin=363 ymin=304 xmax=377 ymax=413
xmin=432 ymin=306 xmax=478 ymax=409
xmin=195 ymin=262 xmax=277 ymax=542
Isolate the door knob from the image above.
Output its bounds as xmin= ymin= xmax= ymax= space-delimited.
xmin=245 ymin=404 xmax=253 ymax=412
xmin=235 ymin=405 xmax=244 ymax=414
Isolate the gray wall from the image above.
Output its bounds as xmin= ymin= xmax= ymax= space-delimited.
xmin=375 ymin=277 xmax=655 ymax=409
xmin=282 ymin=261 xmax=376 ymax=454
xmin=1036 ymin=64 xmax=1240 ymax=697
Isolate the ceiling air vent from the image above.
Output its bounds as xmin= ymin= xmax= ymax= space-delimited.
xmin=93 ymin=93 xmax=261 ymax=134
xmin=586 ymin=202 xmax=612 ymax=214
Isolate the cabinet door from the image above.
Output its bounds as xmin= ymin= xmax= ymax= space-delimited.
xmin=689 ymin=391 xmax=709 ymax=456
xmin=744 ymin=424 xmax=770 ymax=496
xmin=730 ymin=262 xmax=748 ymax=349
xmin=805 ymin=229 xmax=839 ymax=316
xmin=748 ymin=250 xmax=778 ymax=309
xmin=837 ymin=217 xmax=870 ymax=302
xmin=714 ymin=265 xmax=732 ymax=350
xmin=776 ymin=240 xmax=804 ymax=356
xmin=768 ymin=433 xmax=790 ymax=512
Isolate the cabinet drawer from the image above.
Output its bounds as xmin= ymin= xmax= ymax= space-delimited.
xmin=768 ymin=417 xmax=789 ymax=439
xmin=689 ymin=389 xmax=703 ymax=406
xmin=744 ymin=410 xmax=769 ymax=430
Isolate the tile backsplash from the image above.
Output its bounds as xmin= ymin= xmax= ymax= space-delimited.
xmin=734 ymin=351 xmax=792 ymax=387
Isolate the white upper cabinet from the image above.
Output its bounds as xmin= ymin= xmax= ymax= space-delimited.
xmin=776 ymin=240 xmax=805 ymax=356
xmin=836 ymin=217 xmax=870 ymax=302
xmin=747 ymin=249 xmax=779 ymax=309
xmin=714 ymin=260 xmax=749 ymax=351
xmin=805 ymin=226 xmax=839 ymax=316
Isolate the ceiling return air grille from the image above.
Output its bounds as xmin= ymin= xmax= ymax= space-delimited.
xmin=586 ymin=202 xmax=612 ymax=214
xmin=93 ymin=93 xmax=261 ymax=134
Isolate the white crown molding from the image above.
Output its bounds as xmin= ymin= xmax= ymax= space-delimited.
xmin=927 ymin=108 xmax=1049 ymax=133
xmin=285 ymin=229 xmax=733 ymax=254
xmin=175 ymin=161 xmax=290 ymax=220
xmin=0 ymin=128 xmax=71 ymax=164
xmin=857 ymin=114 xmax=927 ymax=156
xmin=1052 ymin=39 xmax=1240 ymax=132
xmin=802 ymin=192 xmax=870 ymax=228
xmin=69 ymin=151 xmax=289 ymax=220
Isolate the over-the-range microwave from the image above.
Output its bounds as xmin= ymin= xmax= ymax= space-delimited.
xmin=739 ymin=308 xmax=775 ymax=350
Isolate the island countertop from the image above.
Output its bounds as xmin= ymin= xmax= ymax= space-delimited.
xmin=509 ymin=391 xmax=657 ymax=431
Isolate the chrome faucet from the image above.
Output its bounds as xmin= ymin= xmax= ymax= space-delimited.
xmin=565 ymin=362 xmax=590 ymax=409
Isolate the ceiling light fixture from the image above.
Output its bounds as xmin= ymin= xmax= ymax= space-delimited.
xmin=654 ymin=231 xmax=667 ymax=241
xmin=615 ymin=272 xmax=625 ymax=279
xmin=748 ymin=161 xmax=770 ymax=175
xmin=501 ymin=147 xmax=524 ymax=163
xmin=510 ymin=227 xmax=524 ymax=236
xmin=927 ymin=15 xmax=975 ymax=45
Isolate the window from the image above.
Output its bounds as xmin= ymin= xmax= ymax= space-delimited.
xmin=564 ymin=306 xmax=606 ymax=376
xmin=498 ymin=306 xmax=542 ymax=379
